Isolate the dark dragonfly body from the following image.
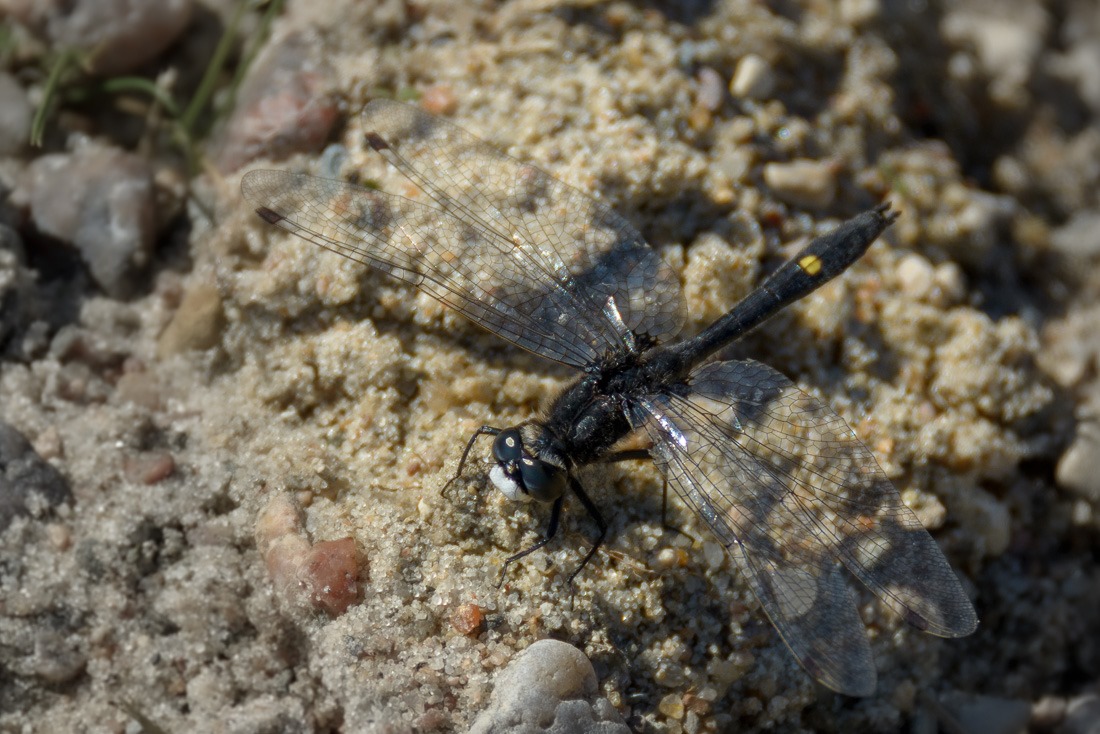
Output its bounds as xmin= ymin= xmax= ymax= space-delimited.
xmin=242 ymin=100 xmax=977 ymax=696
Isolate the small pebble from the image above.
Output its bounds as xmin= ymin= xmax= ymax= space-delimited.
xmin=0 ymin=420 xmax=72 ymax=530
xmin=264 ymin=533 xmax=312 ymax=598
xmin=22 ymin=141 xmax=155 ymax=298
xmin=839 ymin=0 xmax=880 ymax=25
xmin=933 ymin=262 xmax=966 ymax=304
xmin=316 ymin=143 xmax=349 ymax=179
xmin=450 ymin=602 xmax=485 ymax=637
xmin=257 ymin=496 xmax=310 ymax=591
xmin=702 ymin=541 xmax=724 ymax=570
xmin=116 ymin=370 xmax=164 ymax=411
xmin=421 ymin=85 xmax=459 ymax=116
xmin=896 ymin=253 xmax=935 ymax=300
xmin=6 ymin=0 xmax=192 ymax=76
xmin=302 ymin=537 xmax=360 ymax=617
xmin=44 ymin=523 xmax=72 ymax=551
xmin=122 ymin=452 xmax=175 ymax=485
xmin=211 ymin=33 xmax=338 ymax=172
xmin=695 ymin=67 xmax=725 ymax=112
xmin=958 ymin=485 xmax=1011 ymax=556
xmin=1050 ymin=210 xmax=1100 ymax=259
xmin=653 ymin=546 xmax=689 ymax=570
xmin=762 ymin=159 xmax=838 ymax=209
xmin=31 ymin=426 xmax=63 ymax=460
xmin=256 ymin=495 xmax=362 ymax=616
xmin=468 ymin=639 xmax=629 ymax=734
xmin=1056 ymin=422 xmax=1100 ymax=503
xmin=256 ymin=494 xmax=304 ymax=548
xmin=942 ymin=9 xmax=1045 ymax=106
xmin=659 ymin=693 xmax=685 ymax=720
xmin=156 ymin=280 xmax=224 ymax=358
xmin=1030 ymin=695 xmax=1067 ymax=730
xmin=682 ymin=692 xmax=712 ymax=716
xmin=730 ymin=54 xmax=776 ymax=100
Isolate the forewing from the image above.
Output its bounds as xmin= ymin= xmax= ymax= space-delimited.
xmin=243 ymin=170 xmax=617 ymax=368
xmin=629 ymin=392 xmax=877 ymax=696
xmin=359 ymin=99 xmax=685 ymax=346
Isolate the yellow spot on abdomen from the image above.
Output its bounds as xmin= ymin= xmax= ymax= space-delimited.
xmin=799 ymin=254 xmax=823 ymax=276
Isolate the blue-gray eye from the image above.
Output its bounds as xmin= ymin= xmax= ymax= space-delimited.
xmin=493 ymin=429 xmax=523 ymax=463
xmin=518 ymin=457 xmax=565 ymax=503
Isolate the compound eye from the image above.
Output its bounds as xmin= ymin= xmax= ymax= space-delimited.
xmin=492 ymin=429 xmax=523 ymax=463
xmin=518 ymin=457 xmax=565 ymax=503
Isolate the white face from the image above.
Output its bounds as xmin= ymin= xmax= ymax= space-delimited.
xmin=490 ymin=465 xmax=530 ymax=502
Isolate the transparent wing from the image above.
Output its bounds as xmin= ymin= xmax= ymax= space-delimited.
xmin=244 ymin=170 xmax=617 ymax=368
xmin=359 ymin=99 xmax=684 ymax=347
xmin=628 ymin=359 xmax=977 ymax=695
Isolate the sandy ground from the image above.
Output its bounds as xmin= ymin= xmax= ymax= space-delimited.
xmin=3 ymin=0 xmax=1100 ymax=732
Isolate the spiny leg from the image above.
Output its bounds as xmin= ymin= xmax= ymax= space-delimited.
xmin=497 ymin=494 xmax=563 ymax=588
xmin=442 ymin=425 xmax=501 ymax=498
xmin=496 ymin=477 xmax=609 ymax=608
xmin=565 ymin=476 xmax=608 ymax=588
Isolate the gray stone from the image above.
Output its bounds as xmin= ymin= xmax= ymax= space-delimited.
xmin=23 ymin=141 xmax=155 ymax=298
xmin=469 ymin=639 xmax=629 ymax=734
xmin=0 ymin=421 xmax=72 ymax=530
xmin=6 ymin=0 xmax=193 ymax=76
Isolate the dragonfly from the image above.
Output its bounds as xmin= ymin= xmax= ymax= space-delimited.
xmin=241 ymin=99 xmax=977 ymax=696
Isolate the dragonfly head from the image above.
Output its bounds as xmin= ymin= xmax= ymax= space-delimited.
xmin=489 ymin=427 xmax=565 ymax=504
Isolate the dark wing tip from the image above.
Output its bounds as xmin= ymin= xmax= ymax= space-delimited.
xmin=902 ymin=593 xmax=979 ymax=638
xmin=365 ymin=131 xmax=390 ymax=151
xmin=255 ymin=206 xmax=284 ymax=224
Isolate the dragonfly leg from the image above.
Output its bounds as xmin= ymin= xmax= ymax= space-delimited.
xmin=442 ymin=425 xmax=501 ymax=498
xmin=656 ymin=474 xmax=697 ymax=544
xmin=566 ymin=476 xmax=608 ymax=589
xmin=497 ymin=494 xmax=563 ymax=588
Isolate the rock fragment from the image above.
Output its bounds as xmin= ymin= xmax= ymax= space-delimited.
xmin=5 ymin=0 xmax=193 ymax=76
xmin=211 ymin=33 xmax=338 ymax=172
xmin=21 ymin=141 xmax=155 ymax=298
xmin=469 ymin=639 xmax=628 ymax=734
xmin=0 ymin=421 xmax=72 ymax=531
xmin=762 ymin=158 xmax=838 ymax=209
